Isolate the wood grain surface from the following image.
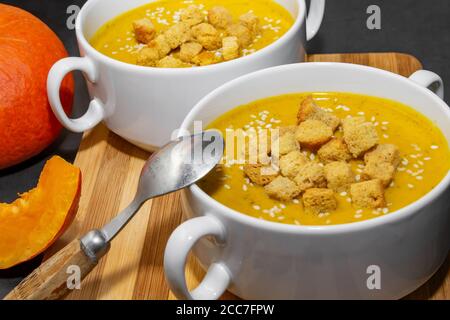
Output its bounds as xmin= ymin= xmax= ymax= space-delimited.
xmin=43 ymin=53 xmax=448 ymax=300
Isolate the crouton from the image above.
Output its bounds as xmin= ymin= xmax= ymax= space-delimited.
xmin=303 ymin=188 xmax=337 ymax=213
xmin=192 ymin=50 xmax=221 ymax=66
xmin=226 ymin=23 xmax=253 ymax=47
xmin=156 ymin=56 xmax=187 ymax=68
xmin=342 ymin=117 xmax=379 ymax=158
xmin=279 ymin=150 xmax=308 ymax=178
xmin=264 ymin=176 xmax=301 ymax=201
xmin=191 ymin=23 xmax=222 ymax=50
xmin=293 ymin=162 xmax=327 ymax=192
xmin=297 ymin=96 xmax=340 ymax=131
xmin=324 ymin=161 xmax=354 ymax=192
xmin=222 ymin=36 xmax=240 ymax=61
xmin=350 ymin=179 xmax=386 ymax=208
xmin=278 ymin=126 xmax=297 ymax=136
xmin=180 ymin=5 xmax=204 ymax=26
xmin=239 ymin=12 xmax=260 ymax=34
xmin=133 ymin=18 xmax=156 ymax=44
xmin=317 ymin=138 xmax=352 ymax=163
xmin=179 ymin=42 xmax=203 ymax=62
xmin=165 ymin=22 xmax=192 ymax=49
xmin=208 ymin=6 xmax=233 ymax=29
xmin=271 ymin=129 xmax=300 ymax=157
xmin=362 ymin=161 xmax=396 ymax=187
xmin=295 ymin=120 xmax=333 ymax=150
xmin=148 ymin=34 xmax=172 ymax=58
xmin=136 ymin=47 xmax=159 ymax=66
xmin=364 ymin=144 xmax=400 ymax=167
xmin=244 ymin=163 xmax=278 ymax=186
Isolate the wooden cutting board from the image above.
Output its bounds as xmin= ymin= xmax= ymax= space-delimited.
xmin=48 ymin=53 xmax=449 ymax=300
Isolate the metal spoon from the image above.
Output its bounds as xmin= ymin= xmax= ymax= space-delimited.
xmin=4 ymin=131 xmax=224 ymax=300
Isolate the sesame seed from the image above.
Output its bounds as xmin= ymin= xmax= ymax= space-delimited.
xmin=253 ymin=205 xmax=261 ymax=210
xmin=355 ymin=174 xmax=361 ymax=181
xmin=416 ymin=176 xmax=423 ymax=180
xmin=346 ymin=197 xmax=352 ymax=203
xmin=383 ymin=134 xmax=389 ymax=139
xmin=424 ymin=157 xmax=431 ymax=161
xmin=354 ymin=214 xmax=362 ymax=219
xmin=382 ymin=121 xmax=389 ymax=125
xmin=357 ymin=112 xmax=365 ymax=115
xmin=224 ymin=184 xmax=231 ymax=190
xmin=431 ymin=145 xmax=439 ymax=149
xmin=292 ymin=199 xmax=300 ymax=204
xmin=294 ymin=220 xmax=300 ymax=225
xmin=242 ymin=184 xmax=248 ymax=191
xmin=408 ymin=184 xmax=414 ymax=189
xmin=340 ymin=191 xmax=347 ymax=197
xmin=382 ymin=208 xmax=389 ymax=214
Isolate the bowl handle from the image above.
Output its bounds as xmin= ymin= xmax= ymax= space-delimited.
xmin=47 ymin=57 xmax=104 ymax=132
xmin=409 ymin=70 xmax=444 ymax=100
xmin=164 ymin=215 xmax=231 ymax=300
xmin=306 ymin=0 xmax=326 ymax=41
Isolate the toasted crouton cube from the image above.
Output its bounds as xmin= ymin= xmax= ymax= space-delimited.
xmin=343 ymin=117 xmax=379 ymax=158
xmin=192 ymin=51 xmax=221 ymax=66
xmin=271 ymin=129 xmax=300 ymax=157
xmin=297 ymin=96 xmax=340 ymax=131
xmin=303 ymin=188 xmax=337 ymax=213
xmin=295 ymin=120 xmax=333 ymax=150
xmin=265 ymin=176 xmax=301 ymax=201
xmin=350 ymin=179 xmax=386 ymax=208
xmin=222 ymin=36 xmax=240 ymax=61
xmin=191 ymin=23 xmax=222 ymax=50
xmin=279 ymin=150 xmax=308 ymax=178
xmin=362 ymin=161 xmax=396 ymax=187
xmin=293 ymin=162 xmax=327 ymax=192
xmin=156 ymin=56 xmax=187 ymax=68
xmin=324 ymin=161 xmax=354 ymax=192
xmin=148 ymin=34 xmax=172 ymax=58
xmin=208 ymin=6 xmax=233 ymax=29
xmin=364 ymin=144 xmax=400 ymax=167
xmin=133 ymin=18 xmax=156 ymax=44
xmin=226 ymin=23 xmax=253 ymax=47
xmin=179 ymin=42 xmax=203 ymax=62
xmin=136 ymin=47 xmax=159 ymax=66
xmin=239 ymin=12 xmax=260 ymax=34
xmin=181 ymin=5 xmax=205 ymax=26
xmin=317 ymin=138 xmax=352 ymax=163
xmin=165 ymin=22 xmax=192 ymax=49
xmin=244 ymin=163 xmax=278 ymax=186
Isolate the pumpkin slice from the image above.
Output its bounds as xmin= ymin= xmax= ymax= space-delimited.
xmin=0 ymin=156 xmax=81 ymax=269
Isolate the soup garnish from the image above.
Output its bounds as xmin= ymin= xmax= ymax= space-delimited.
xmin=90 ymin=0 xmax=294 ymax=68
xmin=199 ymin=93 xmax=450 ymax=226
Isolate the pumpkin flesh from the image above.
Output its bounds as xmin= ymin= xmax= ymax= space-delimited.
xmin=0 ymin=156 xmax=81 ymax=269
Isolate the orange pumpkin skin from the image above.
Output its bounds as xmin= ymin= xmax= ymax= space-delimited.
xmin=0 ymin=156 xmax=81 ymax=269
xmin=0 ymin=4 xmax=74 ymax=169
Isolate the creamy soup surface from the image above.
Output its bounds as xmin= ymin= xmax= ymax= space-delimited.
xmin=90 ymin=0 xmax=294 ymax=66
xmin=198 ymin=93 xmax=450 ymax=226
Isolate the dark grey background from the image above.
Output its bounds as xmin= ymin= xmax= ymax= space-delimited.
xmin=0 ymin=0 xmax=449 ymax=298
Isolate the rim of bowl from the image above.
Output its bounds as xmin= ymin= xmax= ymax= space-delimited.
xmin=75 ymin=0 xmax=306 ymax=74
xmin=182 ymin=62 xmax=450 ymax=235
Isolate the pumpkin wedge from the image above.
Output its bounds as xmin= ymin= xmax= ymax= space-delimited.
xmin=0 ymin=156 xmax=81 ymax=269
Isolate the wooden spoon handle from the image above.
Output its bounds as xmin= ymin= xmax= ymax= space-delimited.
xmin=4 ymin=239 xmax=97 ymax=300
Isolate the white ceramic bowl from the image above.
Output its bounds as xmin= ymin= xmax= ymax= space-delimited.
xmin=47 ymin=0 xmax=325 ymax=150
xmin=164 ymin=62 xmax=449 ymax=300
